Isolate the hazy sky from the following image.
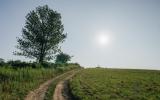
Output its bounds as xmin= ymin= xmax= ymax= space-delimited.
xmin=0 ymin=0 xmax=160 ymax=69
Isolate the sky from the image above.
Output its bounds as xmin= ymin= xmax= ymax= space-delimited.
xmin=0 ymin=0 xmax=160 ymax=69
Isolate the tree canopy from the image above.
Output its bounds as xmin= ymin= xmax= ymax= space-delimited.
xmin=14 ymin=5 xmax=66 ymax=63
xmin=55 ymin=53 xmax=71 ymax=64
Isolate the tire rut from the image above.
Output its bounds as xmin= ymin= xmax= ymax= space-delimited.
xmin=24 ymin=70 xmax=77 ymax=100
xmin=53 ymin=71 xmax=78 ymax=100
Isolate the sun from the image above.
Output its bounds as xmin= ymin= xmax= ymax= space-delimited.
xmin=96 ymin=32 xmax=110 ymax=46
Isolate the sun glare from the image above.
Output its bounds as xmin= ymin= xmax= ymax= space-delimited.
xmin=96 ymin=31 xmax=110 ymax=47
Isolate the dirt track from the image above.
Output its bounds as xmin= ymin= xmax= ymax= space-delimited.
xmin=53 ymin=72 xmax=76 ymax=100
xmin=25 ymin=70 xmax=78 ymax=100
xmin=25 ymin=79 xmax=53 ymax=100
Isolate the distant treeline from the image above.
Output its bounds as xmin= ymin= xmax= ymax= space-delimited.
xmin=0 ymin=58 xmax=80 ymax=68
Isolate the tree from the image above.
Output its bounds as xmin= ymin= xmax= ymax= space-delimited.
xmin=0 ymin=58 xmax=5 ymax=66
xmin=55 ymin=53 xmax=71 ymax=64
xmin=14 ymin=5 xmax=66 ymax=63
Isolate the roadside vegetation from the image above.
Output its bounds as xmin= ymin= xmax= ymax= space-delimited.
xmin=69 ymin=68 xmax=160 ymax=100
xmin=0 ymin=62 xmax=80 ymax=100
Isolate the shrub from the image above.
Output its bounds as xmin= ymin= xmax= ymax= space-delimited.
xmin=0 ymin=58 xmax=5 ymax=67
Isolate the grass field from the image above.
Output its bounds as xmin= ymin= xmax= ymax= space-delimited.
xmin=69 ymin=68 xmax=160 ymax=100
xmin=0 ymin=64 xmax=78 ymax=100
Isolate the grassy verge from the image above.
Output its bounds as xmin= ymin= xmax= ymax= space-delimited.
xmin=69 ymin=68 xmax=160 ymax=100
xmin=0 ymin=64 xmax=80 ymax=100
xmin=0 ymin=67 xmax=56 ymax=100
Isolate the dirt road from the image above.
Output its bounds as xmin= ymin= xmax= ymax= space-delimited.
xmin=25 ymin=79 xmax=53 ymax=100
xmin=25 ymin=69 xmax=78 ymax=100
xmin=53 ymin=71 xmax=78 ymax=100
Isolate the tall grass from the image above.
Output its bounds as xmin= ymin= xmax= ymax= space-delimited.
xmin=0 ymin=67 xmax=55 ymax=100
xmin=0 ymin=64 xmax=80 ymax=100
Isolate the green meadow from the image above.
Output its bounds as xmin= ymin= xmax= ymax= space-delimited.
xmin=69 ymin=68 xmax=160 ymax=100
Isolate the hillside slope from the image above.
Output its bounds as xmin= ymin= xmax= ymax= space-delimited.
xmin=69 ymin=68 xmax=160 ymax=100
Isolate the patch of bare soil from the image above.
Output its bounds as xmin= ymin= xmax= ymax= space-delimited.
xmin=53 ymin=71 xmax=77 ymax=100
xmin=25 ymin=79 xmax=53 ymax=100
xmin=62 ymin=80 xmax=75 ymax=100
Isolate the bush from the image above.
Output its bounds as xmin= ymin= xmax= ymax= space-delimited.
xmin=7 ymin=60 xmax=31 ymax=68
xmin=55 ymin=53 xmax=71 ymax=64
xmin=6 ymin=60 xmax=55 ymax=68
xmin=0 ymin=58 xmax=5 ymax=67
xmin=41 ymin=62 xmax=55 ymax=68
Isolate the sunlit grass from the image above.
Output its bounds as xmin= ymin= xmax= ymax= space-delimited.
xmin=70 ymin=68 xmax=160 ymax=100
xmin=0 ymin=64 xmax=79 ymax=100
xmin=0 ymin=67 xmax=56 ymax=100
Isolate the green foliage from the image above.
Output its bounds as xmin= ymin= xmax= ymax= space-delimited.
xmin=0 ymin=67 xmax=55 ymax=100
xmin=14 ymin=5 xmax=66 ymax=63
xmin=0 ymin=58 xmax=5 ymax=66
xmin=0 ymin=63 xmax=80 ymax=100
xmin=6 ymin=60 xmax=53 ymax=68
xmin=44 ymin=78 xmax=58 ymax=100
xmin=7 ymin=60 xmax=31 ymax=68
xmin=55 ymin=52 xmax=71 ymax=64
xmin=70 ymin=68 xmax=160 ymax=100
